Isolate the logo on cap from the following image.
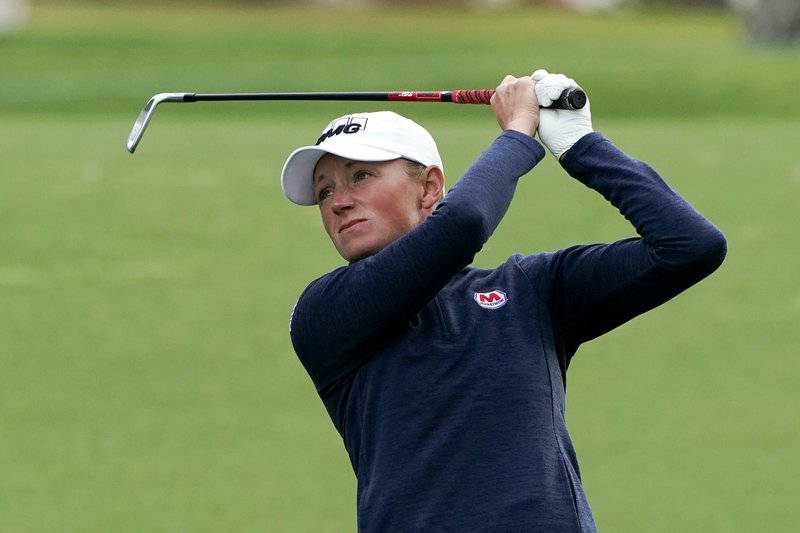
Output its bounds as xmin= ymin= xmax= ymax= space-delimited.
xmin=316 ymin=116 xmax=369 ymax=146
xmin=474 ymin=290 xmax=508 ymax=310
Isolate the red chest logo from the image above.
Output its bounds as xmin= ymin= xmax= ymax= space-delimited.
xmin=473 ymin=290 xmax=508 ymax=310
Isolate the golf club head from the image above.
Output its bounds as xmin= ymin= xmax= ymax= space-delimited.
xmin=126 ymin=93 xmax=188 ymax=153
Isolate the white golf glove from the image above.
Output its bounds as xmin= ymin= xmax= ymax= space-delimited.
xmin=533 ymin=69 xmax=593 ymax=160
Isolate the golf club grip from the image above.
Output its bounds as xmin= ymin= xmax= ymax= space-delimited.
xmin=451 ymin=87 xmax=587 ymax=109
xmin=450 ymin=90 xmax=494 ymax=104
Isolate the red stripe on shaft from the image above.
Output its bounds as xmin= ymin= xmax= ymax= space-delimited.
xmin=387 ymin=92 xmax=447 ymax=102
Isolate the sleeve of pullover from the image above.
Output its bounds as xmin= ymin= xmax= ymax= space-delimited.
xmin=290 ymin=131 xmax=546 ymax=394
xmin=521 ymin=132 xmax=727 ymax=363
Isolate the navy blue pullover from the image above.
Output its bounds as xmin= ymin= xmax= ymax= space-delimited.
xmin=289 ymin=131 xmax=727 ymax=532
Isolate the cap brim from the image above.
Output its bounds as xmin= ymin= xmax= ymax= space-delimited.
xmin=280 ymin=144 xmax=405 ymax=206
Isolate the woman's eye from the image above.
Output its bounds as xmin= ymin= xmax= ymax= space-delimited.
xmin=354 ymin=171 xmax=371 ymax=182
xmin=318 ymin=188 xmax=333 ymax=202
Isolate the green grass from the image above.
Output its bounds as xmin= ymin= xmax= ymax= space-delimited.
xmin=2 ymin=2 xmax=799 ymax=532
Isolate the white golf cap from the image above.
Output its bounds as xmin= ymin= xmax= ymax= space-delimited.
xmin=281 ymin=111 xmax=443 ymax=205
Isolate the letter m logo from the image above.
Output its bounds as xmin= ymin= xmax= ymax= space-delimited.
xmin=474 ymin=290 xmax=508 ymax=310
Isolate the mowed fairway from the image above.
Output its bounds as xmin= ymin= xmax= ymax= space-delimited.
xmin=2 ymin=3 xmax=799 ymax=531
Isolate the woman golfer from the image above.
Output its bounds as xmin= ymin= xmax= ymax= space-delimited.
xmin=280 ymin=71 xmax=726 ymax=532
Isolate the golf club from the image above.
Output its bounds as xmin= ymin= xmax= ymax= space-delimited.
xmin=126 ymin=87 xmax=587 ymax=153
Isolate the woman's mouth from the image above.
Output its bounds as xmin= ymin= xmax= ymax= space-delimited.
xmin=339 ymin=219 xmax=366 ymax=233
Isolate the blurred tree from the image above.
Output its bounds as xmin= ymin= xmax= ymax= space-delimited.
xmin=623 ymin=0 xmax=725 ymax=6
xmin=728 ymin=0 xmax=800 ymax=42
xmin=556 ymin=0 xmax=621 ymax=10
xmin=0 ymin=0 xmax=29 ymax=32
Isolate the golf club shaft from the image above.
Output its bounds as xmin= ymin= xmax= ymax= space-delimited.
xmin=181 ymin=88 xmax=586 ymax=109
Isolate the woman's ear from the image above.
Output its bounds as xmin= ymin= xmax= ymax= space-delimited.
xmin=420 ymin=166 xmax=445 ymax=210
